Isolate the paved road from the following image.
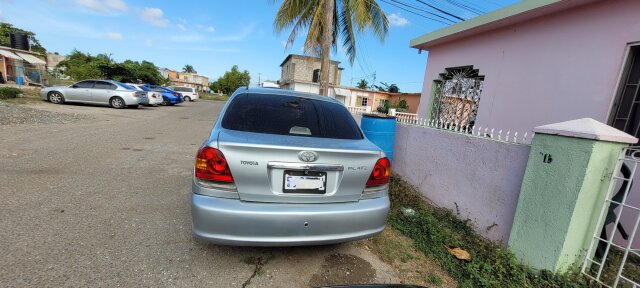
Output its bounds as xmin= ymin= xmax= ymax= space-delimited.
xmin=0 ymin=100 xmax=397 ymax=287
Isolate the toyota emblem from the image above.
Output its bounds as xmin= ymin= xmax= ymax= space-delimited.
xmin=298 ymin=151 xmax=318 ymax=162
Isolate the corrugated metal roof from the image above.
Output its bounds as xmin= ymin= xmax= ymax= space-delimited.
xmin=0 ymin=48 xmax=23 ymax=60
xmin=15 ymin=52 xmax=46 ymax=65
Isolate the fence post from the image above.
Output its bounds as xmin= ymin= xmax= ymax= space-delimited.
xmin=388 ymin=108 xmax=396 ymax=116
xmin=507 ymin=118 xmax=637 ymax=272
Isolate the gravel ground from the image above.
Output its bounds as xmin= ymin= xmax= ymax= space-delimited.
xmin=0 ymin=100 xmax=398 ymax=287
xmin=0 ymin=102 xmax=88 ymax=125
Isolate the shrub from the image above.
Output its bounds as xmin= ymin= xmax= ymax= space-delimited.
xmin=0 ymin=87 xmax=22 ymax=99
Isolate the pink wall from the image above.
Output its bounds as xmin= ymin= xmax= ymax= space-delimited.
xmin=418 ymin=0 xmax=640 ymax=134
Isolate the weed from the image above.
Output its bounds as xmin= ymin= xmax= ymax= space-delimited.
xmin=427 ymin=272 xmax=444 ymax=286
xmin=0 ymin=87 xmax=22 ymax=99
xmin=387 ymin=175 xmax=601 ymax=288
xmin=199 ymin=93 xmax=229 ymax=101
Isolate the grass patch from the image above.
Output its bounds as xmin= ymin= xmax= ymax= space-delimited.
xmin=364 ymin=226 xmax=457 ymax=287
xmin=427 ymin=272 xmax=444 ymax=286
xmin=200 ymin=93 xmax=229 ymax=101
xmin=386 ymin=175 xmax=600 ymax=288
xmin=0 ymin=87 xmax=23 ymax=99
xmin=0 ymin=87 xmax=42 ymax=104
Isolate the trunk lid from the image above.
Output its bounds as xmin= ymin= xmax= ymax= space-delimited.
xmin=216 ymin=129 xmax=381 ymax=203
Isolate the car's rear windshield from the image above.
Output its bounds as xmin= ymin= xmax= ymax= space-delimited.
xmin=221 ymin=93 xmax=363 ymax=140
xmin=115 ymin=82 xmax=135 ymax=90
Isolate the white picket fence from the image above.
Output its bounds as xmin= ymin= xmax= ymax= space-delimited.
xmin=348 ymin=106 xmax=531 ymax=145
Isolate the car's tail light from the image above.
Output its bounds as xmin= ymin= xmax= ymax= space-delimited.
xmin=173 ymin=92 xmax=178 ymax=96
xmin=195 ymin=146 xmax=234 ymax=183
xmin=366 ymin=157 xmax=390 ymax=186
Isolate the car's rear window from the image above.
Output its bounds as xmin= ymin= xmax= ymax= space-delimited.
xmin=115 ymin=82 xmax=135 ymax=90
xmin=221 ymin=93 xmax=363 ymax=140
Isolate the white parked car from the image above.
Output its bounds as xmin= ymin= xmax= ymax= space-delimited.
xmin=128 ymin=83 xmax=163 ymax=106
xmin=171 ymin=86 xmax=198 ymax=101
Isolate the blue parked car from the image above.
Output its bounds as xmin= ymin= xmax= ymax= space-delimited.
xmin=142 ymin=84 xmax=184 ymax=106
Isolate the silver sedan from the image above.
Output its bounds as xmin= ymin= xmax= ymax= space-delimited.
xmin=40 ymin=80 xmax=144 ymax=109
xmin=191 ymin=87 xmax=391 ymax=246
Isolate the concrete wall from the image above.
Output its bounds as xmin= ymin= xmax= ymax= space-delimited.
xmin=392 ymin=123 xmax=531 ymax=243
xmin=418 ymin=0 xmax=640 ymax=133
xmin=281 ymin=56 xmax=341 ymax=86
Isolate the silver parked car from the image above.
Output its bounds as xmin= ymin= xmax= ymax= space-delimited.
xmin=40 ymin=80 xmax=144 ymax=109
xmin=191 ymin=87 xmax=391 ymax=246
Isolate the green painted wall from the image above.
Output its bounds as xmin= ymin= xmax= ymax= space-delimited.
xmin=557 ymin=140 xmax=623 ymax=271
xmin=508 ymin=134 xmax=624 ymax=272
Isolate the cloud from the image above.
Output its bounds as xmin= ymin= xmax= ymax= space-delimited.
xmin=176 ymin=23 xmax=187 ymax=31
xmin=205 ymin=26 xmax=215 ymax=33
xmin=106 ymin=31 xmax=123 ymax=41
xmin=76 ymin=0 xmax=128 ymax=14
xmin=145 ymin=39 xmax=154 ymax=47
xmin=140 ymin=7 xmax=168 ymax=27
xmin=0 ymin=10 xmax=4 ymax=22
xmin=388 ymin=13 xmax=409 ymax=27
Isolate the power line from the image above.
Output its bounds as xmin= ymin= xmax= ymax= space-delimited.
xmin=378 ymin=0 xmax=452 ymax=25
xmin=413 ymin=0 xmax=466 ymax=21
xmin=387 ymin=0 xmax=457 ymax=24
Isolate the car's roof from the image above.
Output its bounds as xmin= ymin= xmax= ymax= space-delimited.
xmin=232 ymin=87 xmax=341 ymax=104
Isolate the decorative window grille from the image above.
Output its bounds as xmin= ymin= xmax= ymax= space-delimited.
xmin=361 ymin=97 xmax=369 ymax=107
xmin=431 ymin=66 xmax=484 ymax=130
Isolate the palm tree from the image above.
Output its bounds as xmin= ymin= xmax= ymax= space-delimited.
xmin=274 ymin=0 xmax=388 ymax=96
xmin=183 ymin=64 xmax=196 ymax=73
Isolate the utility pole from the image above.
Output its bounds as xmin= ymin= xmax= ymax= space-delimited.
xmin=372 ymin=72 xmax=377 ymax=89
xmin=319 ymin=0 xmax=334 ymax=96
xmin=258 ymin=73 xmax=261 ymax=85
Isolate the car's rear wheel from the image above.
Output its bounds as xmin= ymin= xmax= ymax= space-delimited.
xmin=184 ymin=96 xmax=191 ymax=102
xmin=48 ymin=91 xmax=64 ymax=104
xmin=110 ymin=97 xmax=125 ymax=109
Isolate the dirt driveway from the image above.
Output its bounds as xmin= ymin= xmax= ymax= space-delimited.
xmin=0 ymin=100 xmax=398 ymax=287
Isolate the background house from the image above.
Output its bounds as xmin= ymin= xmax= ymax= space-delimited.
xmin=278 ymin=54 xmax=421 ymax=111
xmin=279 ymin=54 xmax=343 ymax=99
xmin=0 ymin=45 xmax=46 ymax=86
xmin=158 ymin=67 xmax=209 ymax=92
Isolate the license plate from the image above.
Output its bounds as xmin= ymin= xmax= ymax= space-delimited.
xmin=283 ymin=170 xmax=326 ymax=194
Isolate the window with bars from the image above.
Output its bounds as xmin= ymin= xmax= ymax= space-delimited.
xmin=610 ymin=46 xmax=640 ymax=141
xmin=361 ymin=97 xmax=368 ymax=107
xmin=430 ymin=66 xmax=484 ymax=130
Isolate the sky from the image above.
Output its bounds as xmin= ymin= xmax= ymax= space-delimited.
xmin=0 ymin=0 xmax=518 ymax=92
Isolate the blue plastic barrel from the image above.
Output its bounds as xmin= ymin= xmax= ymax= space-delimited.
xmin=16 ymin=76 xmax=24 ymax=85
xmin=361 ymin=114 xmax=397 ymax=163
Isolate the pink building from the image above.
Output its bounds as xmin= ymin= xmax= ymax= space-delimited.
xmin=411 ymin=0 xmax=640 ymax=138
xmin=411 ymin=0 xmax=640 ymax=258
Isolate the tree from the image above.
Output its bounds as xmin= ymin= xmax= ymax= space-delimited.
xmin=274 ymin=0 xmax=388 ymax=96
xmin=0 ymin=23 xmax=46 ymax=54
xmin=209 ymin=65 xmax=251 ymax=95
xmin=57 ymin=49 xmax=166 ymax=84
xmin=356 ymin=79 xmax=368 ymax=89
xmin=374 ymin=82 xmax=399 ymax=93
xmin=182 ymin=64 xmax=197 ymax=73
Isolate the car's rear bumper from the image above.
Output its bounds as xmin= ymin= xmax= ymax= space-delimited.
xmin=191 ymin=193 xmax=389 ymax=246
